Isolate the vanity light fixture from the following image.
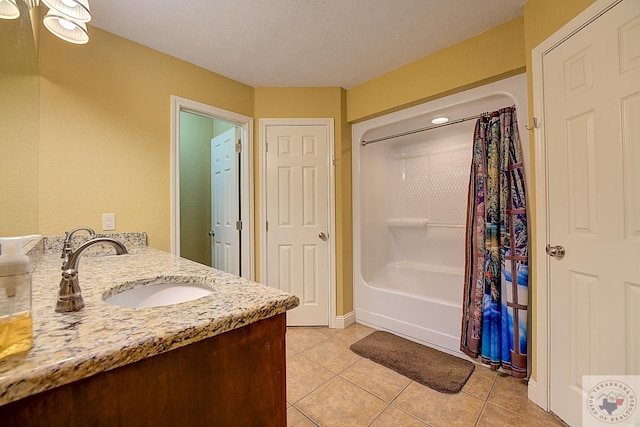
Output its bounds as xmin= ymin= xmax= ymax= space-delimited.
xmin=43 ymin=8 xmax=88 ymax=44
xmin=42 ymin=0 xmax=90 ymax=22
xmin=431 ymin=117 xmax=449 ymax=125
xmin=0 ymin=0 xmax=92 ymax=44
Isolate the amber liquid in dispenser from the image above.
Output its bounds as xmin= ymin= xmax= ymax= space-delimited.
xmin=0 ymin=235 xmax=37 ymax=359
xmin=0 ymin=311 xmax=32 ymax=358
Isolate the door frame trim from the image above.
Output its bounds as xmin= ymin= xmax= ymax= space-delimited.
xmin=259 ymin=118 xmax=337 ymax=327
xmin=531 ymin=0 xmax=622 ymax=410
xmin=170 ymin=95 xmax=255 ymax=280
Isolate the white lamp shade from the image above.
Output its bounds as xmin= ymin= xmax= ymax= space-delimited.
xmin=42 ymin=0 xmax=90 ymax=23
xmin=0 ymin=0 xmax=20 ymax=19
xmin=43 ymin=10 xmax=89 ymax=44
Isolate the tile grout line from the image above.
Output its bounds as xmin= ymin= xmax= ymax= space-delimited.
xmin=384 ymin=380 xmax=434 ymax=426
xmin=287 ymin=355 xmax=336 ymax=407
xmin=288 ymin=340 xmax=365 ymax=423
xmin=289 ymin=404 xmax=320 ymax=426
xmin=287 ymin=326 xmax=561 ymax=426
xmin=366 ymin=401 xmax=392 ymax=426
xmin=472 ymin=370 xmax=500 ymax=426
xmin=337 ymin=369 xmax=434 ymax=426
xmin=289 ymin=326 xmax=469 ymax=425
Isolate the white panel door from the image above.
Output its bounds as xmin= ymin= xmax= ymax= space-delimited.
xmin=265 ymin=124 xmax=329 ymax=326
xmin=543 ymin=1 xmax=640 ymax=425
xmin=211 ymin=127 xmax=240 ymax=275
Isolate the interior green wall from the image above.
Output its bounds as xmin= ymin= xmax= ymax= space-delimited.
xmin=179 ymin=112 xmax=213 ymax=266
xmin=213 ymin=120 xmax=235 ymax=138
xmin=180 ymin=116 xmax=240 ymax=268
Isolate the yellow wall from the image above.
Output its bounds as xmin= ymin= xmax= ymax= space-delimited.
xmin=0 ymin=5 xmax=39 ymax=237
xmin=27 ymin=0 xmax=598 ymax=334
xmin=254 ymin=87 xmax=353 ymax=315
xmin=0 ymin=73 xmax=39 ymax=237
xmin=347 ymin=16 xmax=526 ymax=123
xmin=38 ymin=25 xmax=253 ymax=251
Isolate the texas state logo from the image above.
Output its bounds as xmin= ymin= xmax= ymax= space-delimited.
xmin=585 ymin=377 xmax=637 ymax=425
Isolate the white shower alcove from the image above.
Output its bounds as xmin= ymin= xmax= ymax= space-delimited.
xmin=352 ymin=74 xmax=529 ymax=356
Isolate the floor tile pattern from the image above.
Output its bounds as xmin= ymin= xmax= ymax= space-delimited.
xmin=286 ymin=324 xmax=568 ymax=427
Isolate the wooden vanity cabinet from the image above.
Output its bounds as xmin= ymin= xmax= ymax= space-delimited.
xmin=0 ymin=313 xmax=287 ymax=426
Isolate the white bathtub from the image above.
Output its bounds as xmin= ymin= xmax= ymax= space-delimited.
xmin=352 ymin=74 xmax=529 ymax=355
xmin=368 ymin=262 xmax=463 ymax=304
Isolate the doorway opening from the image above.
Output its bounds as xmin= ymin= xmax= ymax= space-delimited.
xmin=171 ymin=96 xmax=254 ymax=280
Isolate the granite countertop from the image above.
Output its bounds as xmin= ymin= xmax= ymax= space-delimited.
xmin=0 ymin=234 xmax=299 ymax=406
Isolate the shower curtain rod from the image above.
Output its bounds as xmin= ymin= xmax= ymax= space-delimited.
xmin=361 ymin=113 xmax=486 ymax=146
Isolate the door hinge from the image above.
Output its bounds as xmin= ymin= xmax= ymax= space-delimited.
xmin=331 ymin=155 xmax=336 ymax=166
xmin=236 ymin=220 xmax=242 ymax=231
xmin=265 ymin=221 xmax=269 ymax=232
xmin=235 ymin=141 xmax=242 ymax=153
xmin=265 ymin=142 xmax=269 ymax=152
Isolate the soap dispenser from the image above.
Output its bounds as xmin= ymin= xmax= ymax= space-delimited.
xmin=0 ymin=235 xmax=40 ymax=359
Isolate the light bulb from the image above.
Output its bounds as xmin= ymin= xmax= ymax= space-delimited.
xmin=42 ymin=0 xmax=91 ymax=22
xmin=431 ymin=117 xmax=449 ymax=125
xmin=43 ymin=9 xmax=89 ymax=44
xmin=58 ymin=17 xmax=76 ymax=30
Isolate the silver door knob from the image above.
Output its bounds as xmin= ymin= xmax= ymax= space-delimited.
xmin=318 ymin=232 xmax=328 ymax=241
xmin=208 ymin=230 xmax=215 ymax=237
xmin=545 ymin=244 xmax=565 ymax=259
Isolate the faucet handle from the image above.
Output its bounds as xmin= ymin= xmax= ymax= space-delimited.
xmin=61 ymin=232 xmax=73 ymax=259
xmin=61 ymin=226 xmax=96 ymax=259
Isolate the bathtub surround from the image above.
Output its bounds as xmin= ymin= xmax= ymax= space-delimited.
xmin=350 ymin=330 xmax=475 ymax=394
xmin=460 ymin=107 xmax=529 ymax=378
xmin=352 ymin=74 xmax=529 ymax=360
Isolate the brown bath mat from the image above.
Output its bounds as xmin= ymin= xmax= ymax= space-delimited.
xmin=350 ymin=331 xmax=475 ymax=394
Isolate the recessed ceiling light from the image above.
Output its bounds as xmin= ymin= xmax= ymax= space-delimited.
xmin=431 ymin=117 xmax=449 ymax=124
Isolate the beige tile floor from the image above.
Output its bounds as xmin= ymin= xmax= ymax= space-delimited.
xmin=286 ymin=323 xmax=568 ymax=427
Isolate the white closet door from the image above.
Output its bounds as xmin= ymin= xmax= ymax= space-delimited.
xmin=265 ymin=124 xmax=330 ymax=326
xmin=543 ymin=1 xmax=640 ymax=425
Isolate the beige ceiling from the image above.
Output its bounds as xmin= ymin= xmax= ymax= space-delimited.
xmin=89 ymin=0 xmax=527 ymax=89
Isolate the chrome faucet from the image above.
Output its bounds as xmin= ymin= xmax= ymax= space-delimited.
xmin=55 ymin=238 xmax=128 ymax=313
xmin=61 ymin=226 xmax=96 ymax=267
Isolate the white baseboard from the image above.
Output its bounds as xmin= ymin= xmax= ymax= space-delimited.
xmin=528 ymin=379 xmax=538 ymax=404
xmin=528 ymin=379 xmax=548 ymax=411
xmin=333 ymin=311 xmax=356 ymax=329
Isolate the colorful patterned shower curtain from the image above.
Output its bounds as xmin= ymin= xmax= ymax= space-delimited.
xmin=460 ymin=106 xmax=528 ymax=378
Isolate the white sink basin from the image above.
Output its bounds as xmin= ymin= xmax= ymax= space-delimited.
xmin=105 ymin=282 xmax=213 ymax=308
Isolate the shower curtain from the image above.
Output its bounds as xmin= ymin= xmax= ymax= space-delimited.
xmin=460 ymin=106 xmax=528 ymax=378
